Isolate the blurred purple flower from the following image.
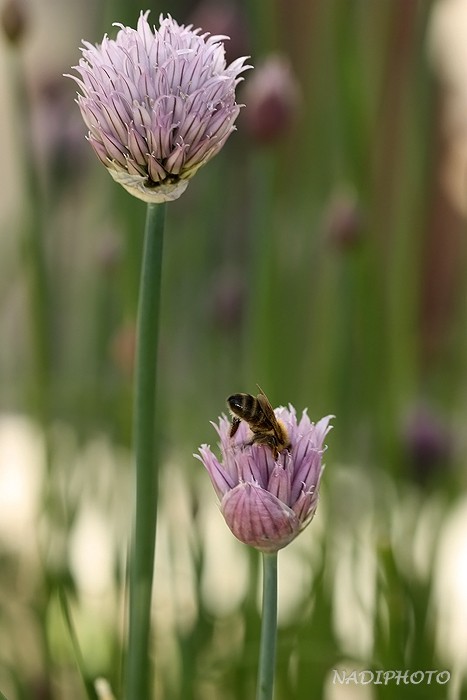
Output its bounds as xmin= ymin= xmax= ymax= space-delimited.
xmin=67 ymin=11 xmax=250 ymax=203
xmin=242 ymin=54 xmax=301 ymax=144
xmin=196 ymin=406 xmax=332 ymax=552
xmin=323 ymin=187 xmax=364 ymax=250
xmin=402 ymin=403 xmax=452 ymax=484
xmin=189 ymin=0 xmax=249 ymax=65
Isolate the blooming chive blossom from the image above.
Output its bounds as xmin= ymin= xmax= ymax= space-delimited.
xmin=67 ymin=12 xmax=250 ymax=203
xmin=196 ymin=406 xmax=332 ymax=552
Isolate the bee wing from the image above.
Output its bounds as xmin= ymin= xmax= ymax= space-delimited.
xmin=256 ymin=389 xmax=281 ymax=434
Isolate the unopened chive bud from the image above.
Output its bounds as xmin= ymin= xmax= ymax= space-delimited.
xmin=242 ymin=54 xmax=301 ymax=145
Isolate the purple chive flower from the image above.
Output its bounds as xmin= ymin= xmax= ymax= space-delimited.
xmin=402 ymin=403 xmax=452 ymax=484
xmin=242 ymin=54 xmax=301 ymax=144
xmin=196 ymin=406 xmax=332 ymax=552
xmin=67 ymin=11 xmax=250 ymax=203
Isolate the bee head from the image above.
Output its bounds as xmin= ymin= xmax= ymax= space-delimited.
xmin=227 ymin=394 xmax=244 ymax=414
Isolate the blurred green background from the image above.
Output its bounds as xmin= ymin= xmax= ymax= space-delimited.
xmin=1 ymin=0 xmax=467 ymax=698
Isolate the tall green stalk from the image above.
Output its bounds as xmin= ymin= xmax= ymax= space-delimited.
xmin=256 ymin=552 xmax=278 ymax=700
xmin=126 ymin=202 xmax=166 ymax=700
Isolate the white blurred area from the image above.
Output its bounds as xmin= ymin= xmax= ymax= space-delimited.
xmin=429 ymin=0 xmax=467 ymax=215
xmin=0 ymin=414 xmax=44 ymax=552
xmin=434 ymin=496 xmax=467 ymax=676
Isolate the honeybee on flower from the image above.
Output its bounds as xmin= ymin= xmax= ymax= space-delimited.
xmin=196 ymin=400 xmax=332 ymax=553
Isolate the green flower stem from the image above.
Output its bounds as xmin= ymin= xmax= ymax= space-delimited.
xmin=256 ymin=551 xmax=278 ymax=700
xmin=126 ymin=202 xmax=166 ymax=700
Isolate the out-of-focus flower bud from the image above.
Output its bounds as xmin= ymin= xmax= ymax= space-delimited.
xmin=242 ymin=54 xmax=301 ymax=145
xmin=1 ymin=0 xmax=28 ymax=44
xmin=323 ymin=188 xmax=364 ymax=250
xmin=402 ymin=404 xmax=452 ymax=484
xmin=96 ymin=231 xmax=123 ymax=275
xmin=189 ymin=0 xmax=249 ymax=65
xmin=209 ymin=266 xmax=245 ymax=331
xmin=33 ymin=77 xmax=89 ymax=184
xmin=110 ymin=323 xmax=136 ymax=380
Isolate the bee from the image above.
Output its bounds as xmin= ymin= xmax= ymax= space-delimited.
xmin=227 ymin=386 xmax=291 ymax=459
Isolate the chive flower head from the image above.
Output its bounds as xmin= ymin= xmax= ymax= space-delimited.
xmin=68 ymin=11 xmax=250 ymax=202
xmin=196 ymin=406 xmax=332 ymax=552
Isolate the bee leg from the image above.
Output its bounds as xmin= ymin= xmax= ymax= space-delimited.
xmin=251 ymin=434 xmax=279 ymax=460
xmin=229 ymin=416 xmax=241 ymax=438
